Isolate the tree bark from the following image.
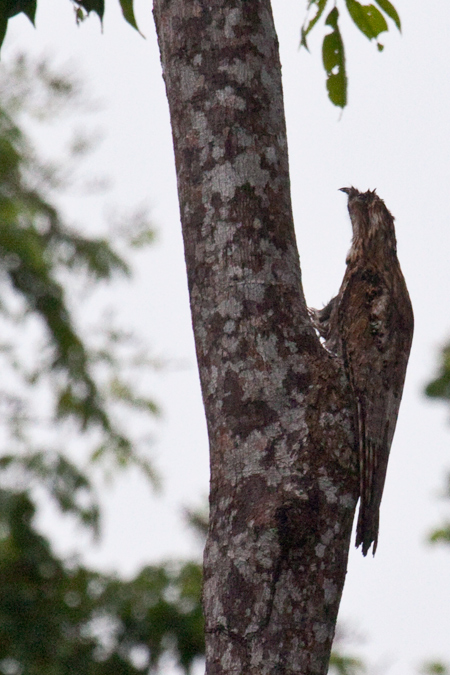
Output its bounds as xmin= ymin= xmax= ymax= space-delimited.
xmin=153 ymin=1 xmax=359 ymax=673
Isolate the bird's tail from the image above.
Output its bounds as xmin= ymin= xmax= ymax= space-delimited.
xmin=355 ymin=421 xmax=380 ymax=556
xmin=356 ymin=498 xmax=379 ymax=556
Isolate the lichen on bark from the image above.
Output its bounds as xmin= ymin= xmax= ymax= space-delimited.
xmin=153 ymin=1 xmax=358 ymax=673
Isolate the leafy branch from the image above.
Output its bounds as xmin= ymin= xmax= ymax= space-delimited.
xmin=301 ymin=0 xmax=401 ymax=107
xmin=0 ymin=0 xmax=401 ymax=109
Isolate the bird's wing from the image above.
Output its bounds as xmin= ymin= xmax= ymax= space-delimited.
xmin=337 ymin=265 xmax=413 ymax=554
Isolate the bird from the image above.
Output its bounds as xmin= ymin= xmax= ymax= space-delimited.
xmin=311 ymin=187 xmax=414 ymax=555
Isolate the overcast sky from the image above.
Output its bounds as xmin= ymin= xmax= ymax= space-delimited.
xmin=3 ymin=0 xmax=450 ymax=672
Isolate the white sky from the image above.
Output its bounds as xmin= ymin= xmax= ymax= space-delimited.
xmin=3 ymin=0 xmax=450 ymax=672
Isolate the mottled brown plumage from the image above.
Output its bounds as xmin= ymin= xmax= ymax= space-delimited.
xmin=312 ymin=188 xmax=414 ymax=555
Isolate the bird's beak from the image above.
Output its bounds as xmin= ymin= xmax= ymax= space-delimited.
xmin=339 ymin=187 xmax=351 ymax=194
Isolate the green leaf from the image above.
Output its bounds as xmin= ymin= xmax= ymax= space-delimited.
xmin=74 ymin=0 xmax=104 ymax=22
xmin=322 ymin=8 xmax=347 ymax=108
xmin=0 ymin=0 xmax=36 ymax=23
xmin=4 ymin=0 xmax=37 ymax=24
xmin=0 ymin=14 xmax=8 ymax=50
xmin=374 ymin=0 xmax=401 ymax=31
xmin=21 ymin=0 xmax=36 ymax=24
xmin=119 ymin=0 xmax=143 ymax=35
xmin=345 ymin=0 xmax=388 ymax=41
xmin=301 ymin=0 xmax=328 ymax=50
xmin=75 ymin=6 xmax=85 ymax=23
xmin=429 ymin=526 xmax=450 ymax=544
xmin=425 ymin=345 xmax=450 ymax=400
xmin=329 ymin=651 xmax=365 ymax=675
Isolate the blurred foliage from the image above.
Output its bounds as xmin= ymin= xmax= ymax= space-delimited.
xmin=329 ymin=652 xmax=364 ymax=675
xmin=327 ymin=624 xmax=366 ymax=675
xmin=0 ymin=54 xmax=160 ymax=527
xmin=183 ymin=504 xmax=209 ymax=542
xmin=429 ymin=522 xmax=450 ymax=545
xmin=421 ymin=663 xmax=450 ymax=675
xmin=424 ymin=340 xmax=450 ymax=675
xmin=427 ymin=470 xmax=450 ymax=546
xmin=425 ymin=344 xmax=450 ymax=546
xmin=425 ymin=344 xmax=450 ymax=403
xmin=0 ymin=489 xmax=205 ymax=675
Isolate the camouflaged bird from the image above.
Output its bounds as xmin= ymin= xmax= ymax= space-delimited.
xmin=311 ymin=188 xmax=414 ymax=555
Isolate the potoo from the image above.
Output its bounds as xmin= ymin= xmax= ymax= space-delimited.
xmin=311 ymin=188 xmax=414 ymax=555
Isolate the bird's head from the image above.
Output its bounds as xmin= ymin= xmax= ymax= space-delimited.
xmin=340 ymin=187 xmax=397 ymax=260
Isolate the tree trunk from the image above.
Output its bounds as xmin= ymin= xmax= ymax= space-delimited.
xmin=153 ymin=1 xmax=358 ymax=673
